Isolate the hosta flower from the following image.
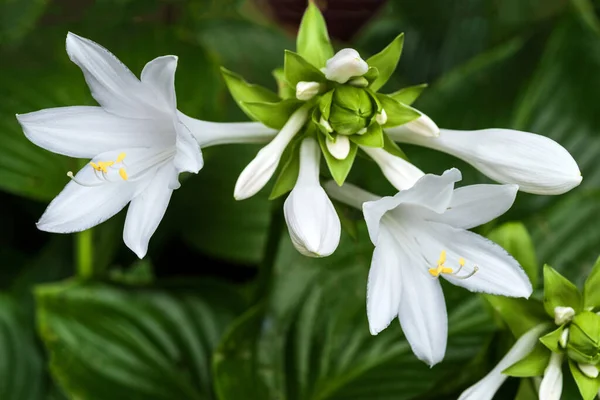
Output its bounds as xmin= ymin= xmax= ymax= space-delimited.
xmin=283 ymin=137 xmax=340 ymax=257
xmin=326 ymin=168 xmax=532 ymax=365
xmin=387 ymin=124 xmax=582 ymax=195
xmin=17 ymin=33 xmax=275 ymax=258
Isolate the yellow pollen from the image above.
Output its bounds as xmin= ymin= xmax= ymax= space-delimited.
xmin=429 ymin=250 xmax=477 ymax=280
xmin=459 ymin=258 xmax=465 ymax=267
xmin=119 ymin=167 xmax=128 ymax=181
xmin=116 ymin=152 xmax=126 ymax=163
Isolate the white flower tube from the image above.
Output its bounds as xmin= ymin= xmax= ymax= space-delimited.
xmin=323 ymin=48 xmax=369 ymax=84
xmin=386 ymin=110 xmax=439 ymax=137
xmin=360 ymin=146 xmax=425 ymax=190
xmin=539 ymin=352 xmax=563 ymax=400
xmin=459 ymin=324 xmax=548 ymax=400
xmin=234 ymin=105 xmax=310 ymax=200
xmin=284 ymin=138 xmax=340 ymax=257
xmin=388 ymin=127 xmax=582 ymax=195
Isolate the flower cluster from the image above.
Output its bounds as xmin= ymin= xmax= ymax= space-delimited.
xmin=16 ymin=4 xmax=581 ymax=367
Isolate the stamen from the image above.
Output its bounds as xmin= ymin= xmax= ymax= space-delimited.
xmin=116 ymin=152 xmax=126 ymax=163
xmin=119 ymin=168 xmax=128 ymax=181
xmin=66 ymin=171 xmax=103 ymax=187
xmin=452 ymin=266 xmax=479 ymax=280
xmin=429 ymin=250 xmax=478 ymax=280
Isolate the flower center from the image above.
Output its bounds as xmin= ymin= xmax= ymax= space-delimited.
xmin=428 ymin=250 xmax=478 ymax=279
xmin=67 ymin=152 xmax=129 ymax=187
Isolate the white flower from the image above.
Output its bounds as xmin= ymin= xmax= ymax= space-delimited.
xmin=323 ymin=48 xmax=369 ymax=84
xmin=17 ymin=33 xmax=275 ymax=258
xmin=234 ymin=105 xmax=310 ymax=200
xmin=296 ymin=81 xmax=321 ymax=101
xmin=360 ymin=146 xmax=425 ymax=190
xmin=387 ymin=125 xmax=581 ymax=195
xmin=284 ymin=137 xmax=340 ymax=257
xmin=458 ymin=324 xmax=548 ymax=400
xmin=326 ymin=168 xmax=532 ymax=365
xmin=539 ymin=352 xmax=564 ymax=400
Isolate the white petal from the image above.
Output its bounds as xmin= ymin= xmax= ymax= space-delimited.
xmin=324 ymin=180 xmax=381 ymax=210
xmin=66 ymin=32 xmax=161 ymax=118
xmin=397 ymin=240 xmax=447 ymax=366
xmin=367 ymin=226 xmax=403 ymax=335
xmin=140 ymin=55 xmax=178 ymax=111
xmin=123 ymin=164 xmax=177 ymax=258
xmin=425 ymin=184 xmax=518 ymax=230
xmin=326 ymin=135 xmax=350 ymax=160
xmin=362 ymin=169 xmax=461 ymax=244
xmin=458 ymin=324 xmax=548 ymax=400
xmin=539 ymin=352 xmax=563 ymax=400
xmin=177 ymin=111 xmax=277 ymax=147
xmin=361 ymin=146 xmax=424 ymax=191
xmin=385 ymin=110 xmax=440 ymax=138
xmin=393 ymin=128 xmax=582 ymax=195
xmin=323 ymin=48 xmax=369 ymax=84
xmin=173 ymin=120 xmax=203 ymax=174
xmin=17 ymin=106 xmax=171 ymax=158
xmin=422 ymin=221 xmax=532 ymax=298
xmin=234 ymin=106 xmax=309 ymax=200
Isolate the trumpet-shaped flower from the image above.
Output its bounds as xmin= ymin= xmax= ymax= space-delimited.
xmin=360 ymin=146 xmax=425 ymax=190
xmin=326 ymin=168 xmax=532 ymax=365
xmin=387 ymin=124 xmax=581 ymax=195
xmin=17 ymin=33 xmax=275 ymax=258
xmin=284 ymin=137 xmax=340 ymax=257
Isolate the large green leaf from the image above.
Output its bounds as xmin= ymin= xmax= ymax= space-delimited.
xmin=37 ymin=280 xmax=244 ymax=400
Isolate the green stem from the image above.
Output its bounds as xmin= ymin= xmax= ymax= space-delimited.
xmin=254 ymin=197 xmax=285 ymax=303
xmin=76 ymin=229 xmax=94 ymax=279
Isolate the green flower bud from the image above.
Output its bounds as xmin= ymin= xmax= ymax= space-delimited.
xmin=566 ymin=311 xmax=600 ymax=364
xmin=328 ymin=86 xmax=374 ymax=135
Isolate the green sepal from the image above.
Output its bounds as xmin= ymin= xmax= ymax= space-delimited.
xmin=319 ymin=90 xmax=334 ymax=119
xmin=543 ymin=264 xmax=582 ymax=317
xmin=484 ymin=295 xmax=549 ymax=338
xmin=363 ymin=67 xmax=379 ymax=85
xmin=569 ymin=359 xmax=600 ymax=400
xmin=269 ymin=135 xmax=303 ymax=199
xmin=382 ymin=133 xmax=408 ymax=161
xmin=584 ymin=255 xmax=600 ymax=309
xmin=567 ymin=311 xmax=600 ymax=364
xmin=311 ymin=108 xmax=334 ymax=141
xmin=241 ymin=99 xmax=303 ymax=130
xmin=296 ymin=1 xmax=334 ymax=68
xmin=387 ymin=83 xmax=428 ymax=106
xmin=272 ymin=68 xmax=295 ymax=99
xmin=487 ymin=222 xmax=539 ymax=287
xmin=221 ymin=67 xmax=280 ymax=120
xmin=503 ymin=343 xmax=550 ymax=377
xmin=375 ymin=93 xmax=420 ymax=127
xmin=349 ymin=123 xmax=384 ymax=147
xmin=539 ymin=325 xmax=565 ymax=353
xmin=366 ymin=33 xmax=404 ymax=92
xmin=284 ymin=50 xmax=326 ymax=87
xmin=317 ymin=133 xmax=357 ymax=186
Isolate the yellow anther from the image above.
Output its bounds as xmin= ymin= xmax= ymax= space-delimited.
xmin=119 ymin=168 xmax=128 ymax=181
xmin=430 ymin=250 xmax=476 ymax=280
xmin=89 ymin=161 xmax=101 ymax=171
xmin=438 ymin=250 xmax=447 ymax=265
xmin=459 ymin=258 xmax=465 ymax=267
xmin=116 ymin=152 xmax=126 ymax=163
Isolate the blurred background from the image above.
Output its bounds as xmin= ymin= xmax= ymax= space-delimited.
xmin=1 ymin=0 xmax=599 ymax=399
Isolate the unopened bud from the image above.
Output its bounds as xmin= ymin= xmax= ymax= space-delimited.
xmin=578 ymin=363 xmax=599 ymax=378
xmin=376 ymin=109 xmax=388 ymax=125
xmin=323 ymin=48 xmax=369 ymax=84
xmin=566 ymin=311 xmax=600 ymax=364
xmin=296 ymin=81 xmax=321 ymax=101
xmin=554 ymin=306 xmax=575 ymax=325
xmin=326 ymin=135 xmax=351 ymax=160
xmin=559 ymin=328 xmax=569 ymax=348
xmin=348 ymin=76 xmax=369 ymax=87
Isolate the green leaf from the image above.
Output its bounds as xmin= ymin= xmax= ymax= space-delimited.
xmin=484 ymin=295 xmax=548 ymax=338
xmin=269 ymin=135 xmax=303 ymax=200
xmin=387 ymin=83 xmax=428 ymax=106
xmin=584 ymin=255 xmax=600 ymax=309
xmin=569 ymin=359 xmax=600 ymax=400
xmin=272 ymin=68 xmax=295 ymax=99
xmin=37 ymin=280 xmax=243 ymax=400
xmin=241 ymin=99 xmax=302 ymax=129
xmin=375 ymin=93 xmax=420 ymax=127
xmin=296 ymin=1 xmax=334 ymax=68
xmin=487 ymin=222 xmax=539 ymax=287
xmin=503 ymin=343 xmax=550 ymax=377
xmin=221 ymin=67 xmax=281 ymax=121
xmin=382 ymin=133 xmax=408 ymax=161
xmin=349 ymin=123 xmax=384 ymax=147
xmin=362 ymin=67 xmax=379 ymax=85
xmin=317 ymin=132 xmax=357 ymax=186
xmin=539 ymin=325 xmax=565 ymax=353
xmin=284 ymin=50 xmax=326 ymax=88
xmin=543 ymin=264 xmax=582 ymax=317
xmin=366 ymin=33 xmax=404 ymax=92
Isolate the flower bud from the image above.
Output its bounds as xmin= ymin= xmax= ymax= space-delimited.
xmin=554 ymin=306 xmax=575 ymax=325
xmin=328 ymin=86 xmax=374 ymax=135
xmin=559 ymin=328 xmax=569 ymax=348
xmin=348 ymin=76 xmax=369 ymax=87
xmin=566 ymin=311 xmax=600 ymax=364
xmin=323 ymin=48 xmax=369 ymax=84
xmin=375 ymin=109 xmax=388 ymax=125
xmin=578 ymin=363 xmax=599 ymax=378
xmin=326 ymin=135 xmax=350 ymax=160
xmin=296 ymin=81 xmax=321 ymax=101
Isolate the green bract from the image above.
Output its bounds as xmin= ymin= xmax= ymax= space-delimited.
xmin=567 ymin=312 xmax=600 ymax=364
xmin=221 ymin=3 xmax=428 ymax=195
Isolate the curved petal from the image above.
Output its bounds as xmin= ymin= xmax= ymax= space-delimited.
xmin=361 ymin=146 xmax=425 ymax=191
xmin=385 ymin=111 xmax=439 ymax=138
xmin=362 ymin=168 xmax=461 ymax=244
xmin=66 ymin=32 xmax=160 ymax=118
xmin=458 ymin=324 xmax=548 ymax=400
xmin=123 ymin=164 xmax=177 ymax=258
xmin=393 ymin=128 xmax=582 ymax=195
xmin=173 ymin=120 xmax=203 ymax=174
xmin=422 ymin=221 xmax=532 ymax=298
xmin=17 ymin=106 xmax=171 ymax=158
xmin=397 ymin=240 xmax=447 ymax=366
xmin=539 ymin=353 xmax=563 ymax=400
xmin=423 ymin=184 xmax=518 ymax=230
xmin=367 ymin=225 xmax=403 ymax=335
xmin=141 ymin=56 xmax=178 ymax=111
